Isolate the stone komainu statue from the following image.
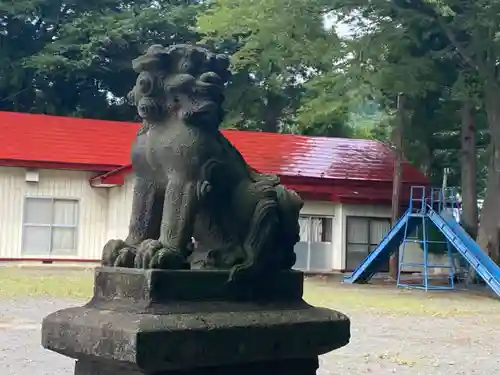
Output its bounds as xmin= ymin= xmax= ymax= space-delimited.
xmin=102 ymin=44 xmax=304 ymax=282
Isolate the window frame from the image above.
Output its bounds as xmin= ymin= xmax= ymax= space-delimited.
xmin=296 ymin=214 xmax=334 ymax=271
xmin=21 ymin=196 xmax=80 ymax=256
xmin=298 ymin=215 xmax=334 ymax=244
xmin=345 ymin=216 xmax=391 ymax=271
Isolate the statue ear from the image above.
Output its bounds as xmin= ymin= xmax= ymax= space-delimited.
xmin=146 ymin=44 xmax=164 ymax=55
xmin=126 ymin=90 xmax=136 ymax=105
xmin=132 ymin=44 xmax=171 ymax=73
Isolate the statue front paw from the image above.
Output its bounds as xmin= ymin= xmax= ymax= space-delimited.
xmin=134 ymin=239 xmax=190 ymax=270
xmin=151 ymin=248 xmax=190 ymax=269
xmin=102 ymin=239 xmax=136 ymax=268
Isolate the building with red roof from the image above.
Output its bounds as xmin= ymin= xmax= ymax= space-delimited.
xmin=0 ymin=111 xmax=428 ymax=272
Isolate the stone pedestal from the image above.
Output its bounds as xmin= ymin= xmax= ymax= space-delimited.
xmin=42 ymin=267 xmax=350 ymax=375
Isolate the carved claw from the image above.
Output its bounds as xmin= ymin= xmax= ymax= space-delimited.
xmin=133 ymin=239 xmax=190 ymax=270
xmin=102 ymin=239 xmax=137 ymax=268
xmin=134 ymin=239 xmax=162 ymax=268
xmin=114 ymin=247 xmax=137 ymax=267
xmin=196 ymin=180 xmax=212 ymax=200
xmin=151 ymin=248 xmax=191 ymax=270
xmin=102 ymin=239 xmax=128 ymax=266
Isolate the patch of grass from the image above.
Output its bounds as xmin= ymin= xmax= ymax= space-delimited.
xmin=303 ymin=277 xmax=500 ymax=317
xmin=0 ymin=268 xmax=498 ymax=319
xmin=0 ymin=268 xmax=93 ymax=299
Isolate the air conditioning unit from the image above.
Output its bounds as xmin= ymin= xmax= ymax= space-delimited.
xmin=25 ymin=169 xmax=40 ymax=183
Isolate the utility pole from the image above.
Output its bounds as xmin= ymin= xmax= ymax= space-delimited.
xmin=442 ymin=167 xmax=450 ymax=191
xmin=389 ymin=93 xmax=405 ymax=280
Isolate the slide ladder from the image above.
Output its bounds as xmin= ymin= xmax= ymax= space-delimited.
xmin=397 ymin=212 xmax=456 ymax=291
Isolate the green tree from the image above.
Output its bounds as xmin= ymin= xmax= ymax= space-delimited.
xmin=0 ymin=0 xmax=201 ymax=119
xmin=374 ymin=0 xmax=500 ymax=262
xmin=324 ymin=0 xmax=488 ymax=188
xmin=293 ymin=71 xmax=352 ymax=137
xmin=322 ymin=0 xmax=491 ymax=273
xmin=197 ymin=0 xmax=339 ymax=132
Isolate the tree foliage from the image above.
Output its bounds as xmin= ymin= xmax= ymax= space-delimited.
xmin=0 ymin=0 xmax=200 ymax=119
xmin=197 ymin=0 xmax=341 ymax=132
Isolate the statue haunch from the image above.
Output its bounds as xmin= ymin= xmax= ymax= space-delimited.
xmin=102 ymin=44 xmax=304 ymax=282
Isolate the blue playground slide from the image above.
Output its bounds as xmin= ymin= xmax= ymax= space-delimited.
xmin=343 ymin=209 xmax=419 ymax=284
xmin=427 ymin=208 xmax=500 ymax=296
xmin=343 ymin=202 xmax=500 ymax=297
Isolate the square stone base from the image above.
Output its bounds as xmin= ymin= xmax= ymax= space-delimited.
xmin=75 ymin=358 xmax=319 ymax=375
xmin=42 ymin=268 xmax=350 ymax=375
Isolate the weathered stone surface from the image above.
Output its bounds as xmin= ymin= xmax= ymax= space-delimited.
xmin=91 ymin=266 xmax=304 ymax=305
xmin=41 ymin=268 xmax=350 ymax=374
xmin=101 ymin=43 xmax=304 ymax=284
xmin=43 ymin=303 xmax=348 ymax=372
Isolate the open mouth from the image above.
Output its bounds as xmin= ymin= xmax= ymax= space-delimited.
xmin=137 ymin=97 xmax=161 ymax=119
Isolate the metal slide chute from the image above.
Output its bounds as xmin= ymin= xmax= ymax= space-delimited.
xmin=427 ymin=208 xmax=500 ymax=296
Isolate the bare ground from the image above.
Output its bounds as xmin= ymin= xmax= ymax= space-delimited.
xmin=0 ymin=269 xmax=498 ymax=375
xmin=313 ymin=278 xmax=500 ymax=375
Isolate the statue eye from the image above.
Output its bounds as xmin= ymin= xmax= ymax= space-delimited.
xmin=199 ymin=72 xmax=222 ymax=85
xmin=138 ymin=73 xmax=153 ymax=95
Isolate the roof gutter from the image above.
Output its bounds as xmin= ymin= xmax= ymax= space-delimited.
xmin=90 ymin=165 xmax=131 ymax=187
xmin=0 ymin=159 xmax=121 ymax=172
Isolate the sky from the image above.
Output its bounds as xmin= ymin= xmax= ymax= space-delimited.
xmin=324 ymin=12 xmax=356 ymax=37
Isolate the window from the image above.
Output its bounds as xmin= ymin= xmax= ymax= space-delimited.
xmin=294 ymin=215 xmax=333 ymax=271
xmin=345 ymin=216 xmax=391 ymax=271
xmin=22 ymin=197 xmax=79 ymax=256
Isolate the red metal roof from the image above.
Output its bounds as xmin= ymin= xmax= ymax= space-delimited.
xmin=0 ymin=111 xmax=137 ymax=170
xmin=0 ymin=111 xmax=426 ymax=184
xmin=221 ymin=131 xmax=425 ymax=183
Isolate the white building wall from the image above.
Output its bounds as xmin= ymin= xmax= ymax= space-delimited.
xmin=0 ymin=167 xmax=108 ymax=260
xmin=106 ymin=174 xmax=135 ymax=240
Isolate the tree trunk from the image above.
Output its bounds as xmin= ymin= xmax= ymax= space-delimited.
xmin=476 ymin=86 xmax=500 ymax=267
xmin=460 ymin=101 xmax=478 ymax=240
xmin=389 ymin=94 xmax=405 ymax=279
xmin=262 ymin=91 xmax=282 ymax=133
xmin=476 ymin=151 xmax=500 ymax=264
xmin=419 ymin=145 xmax=432 ymax=177
xmin=263 ymin=112 xmax=279 ymax=133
